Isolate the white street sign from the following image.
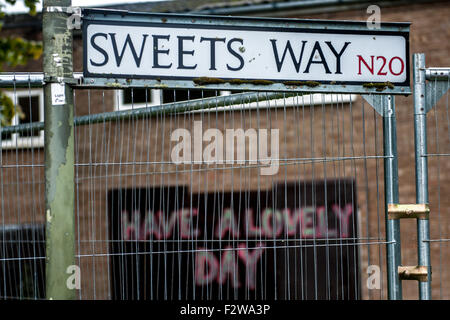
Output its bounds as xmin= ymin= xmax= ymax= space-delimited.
xmin=84 ymin=17 xmax=409 ymax=86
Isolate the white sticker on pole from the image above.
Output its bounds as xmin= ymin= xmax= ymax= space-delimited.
xmin=51 ymin=83 xmax=66 ymax=105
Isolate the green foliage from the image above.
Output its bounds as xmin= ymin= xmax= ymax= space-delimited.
xmin=0 ymin=37 xmax=43 ymax=68
xmin=0 ymin=91 xmax=15 ymax=126
xmin=0 ymin=0 xmax=41 ymax=127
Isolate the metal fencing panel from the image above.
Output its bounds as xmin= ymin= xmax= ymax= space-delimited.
xmin=0 ymin=81 xmax=46 ymax=300
xmin=0 ymin=81 xmax=394 ymax=299
xmin=414 ymin=54 xmax=450 ymax=299
xmin=71 ymin=89 xmax=388 ymax=300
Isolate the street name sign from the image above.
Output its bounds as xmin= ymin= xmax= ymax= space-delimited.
xmin=82 ymin=9 xmax=410 ymax=93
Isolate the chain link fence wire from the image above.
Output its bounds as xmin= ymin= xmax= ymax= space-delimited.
xmin=424 ymin=74 xmax=450 ymax=299
xmin=0 ymin=79 xmax=46 ymax=300
xmin=0 ymin=76 xmax=404 ymax=300
xmin=70 ymin=88 xmax=387 ymax=300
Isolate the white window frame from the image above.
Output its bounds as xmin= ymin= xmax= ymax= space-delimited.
xmin=115 ymin=88 xmax=161 ymax=110
xmin=1 ymin=89 xmax=44 ymax=149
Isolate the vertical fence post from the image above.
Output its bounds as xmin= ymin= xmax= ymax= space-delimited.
xmin=43 ymin=0 xmax=76 ymax=299
xmin=413 ymin=53 xmax=432 ymax=300
xmin=383 ymin=95 xmax=403 ymax=300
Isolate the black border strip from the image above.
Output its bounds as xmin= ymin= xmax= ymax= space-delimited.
xmin=82 ymin=16 xmax=411 ymax=87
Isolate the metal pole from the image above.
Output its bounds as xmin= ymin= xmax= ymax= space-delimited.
xmin=43 ymin=0 xmax=76 ymax=299
xmin=383 ymin=95 xmax=402 ymax=299
xmin=413 ymin=53 xmax=432 ymax=299
xmin=0 ymin=73 xmax=45 ymax=88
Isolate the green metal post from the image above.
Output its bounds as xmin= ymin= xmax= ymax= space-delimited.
xmin=383 ymin=95 xmax=402 ymax=299
xmin=43 ymin=0 xmax=76 ymax=299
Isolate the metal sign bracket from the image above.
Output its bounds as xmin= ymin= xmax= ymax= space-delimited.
xmin=398 ymin=266 xmax=431 ymax=282
xmin=388 ymin=204 xmax=430 ymax=220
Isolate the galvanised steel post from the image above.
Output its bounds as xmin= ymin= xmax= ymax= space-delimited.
xmin=43 ymin=0 xmax=76 ymax=299
xmin=383 ymin=95 xmax=402 ymax=299
xmin=413 ymin=53 xmax=432 ymax=299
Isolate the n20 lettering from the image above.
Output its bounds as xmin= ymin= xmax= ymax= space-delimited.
xmin=357 ymin=55 xmax=405 ymax=76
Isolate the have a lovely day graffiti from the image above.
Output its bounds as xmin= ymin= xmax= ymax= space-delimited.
xmin=108 ymin=180 xmax=360 ymax=299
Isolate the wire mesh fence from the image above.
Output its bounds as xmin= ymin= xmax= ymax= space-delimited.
xmin=68 ymin=88 xmax=388 ymax=300
xmin=423 ymin=73 xmax=450 ymax=299
xmin=0 ymin=82 xmax=46 ymax=300
xmin=2 ymin=75 xmax=448 ymax=300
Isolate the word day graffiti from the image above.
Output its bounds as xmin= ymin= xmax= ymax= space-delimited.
xmin=108 ymin=180 xmax=360 ymax=300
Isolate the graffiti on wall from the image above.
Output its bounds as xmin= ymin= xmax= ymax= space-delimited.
xmin=108 ymin=180 xmax=360 ymax=299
